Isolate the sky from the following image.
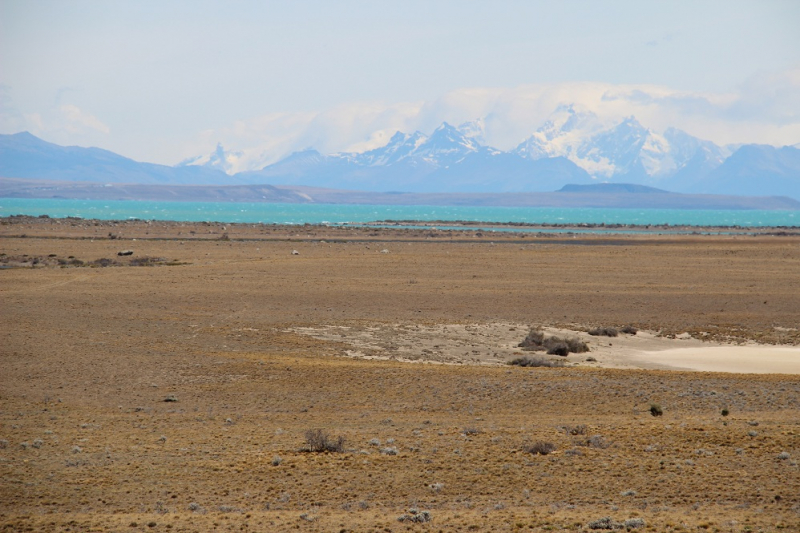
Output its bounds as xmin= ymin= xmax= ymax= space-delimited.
xmin=1 ymin=0 xmax=799 ymax=170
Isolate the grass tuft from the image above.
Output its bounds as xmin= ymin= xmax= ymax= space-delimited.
xmin=525 ymin=441 xmax=557 ymax=455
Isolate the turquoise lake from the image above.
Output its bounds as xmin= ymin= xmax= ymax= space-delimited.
xmin=1 ymin=198 xmax=798 ymax=227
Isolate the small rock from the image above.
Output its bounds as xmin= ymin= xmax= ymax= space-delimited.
xmin=163 ymin=395 xmax=178 ymax=402
xmin=117 ymin=250 xmax=134 ymax=256
xmin=291 ymin=250 xmax=299 ymax=255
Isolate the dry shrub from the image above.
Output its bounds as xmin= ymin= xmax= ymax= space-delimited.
xmin=588 ymin=327 xmax=618 ymax=337
xmin=574 ymin=434 xmax=612 ymax=449
xmin=88 ymin=257 xmax=120 ymax=267
xmin=128 ymin=256 xmax=167 ymax=267
xmin=620 ymin=325 xmax=638 ymax=335
xmin=303 ymin=429 xmax=345 ymax=453
xmin=518 ymin=329 xmax=589 ymax=355
xmin=546 ymin=342 xmax=569 ymax=356
xmin=509 ymin=356 xmax=565 ymax=368
xmin=518 ymin=329 xmax=545 ymax=349
xmin=555 ymin=335 xmax=589 ymax=354
xmin=525 ymin=441 xmax=557 ymax=455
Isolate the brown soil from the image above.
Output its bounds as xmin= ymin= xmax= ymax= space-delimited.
xmin=1 ymin=217 xmax=799 ymax=532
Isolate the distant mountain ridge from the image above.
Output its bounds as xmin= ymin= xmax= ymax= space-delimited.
xmin=237 ymin=122 xmax=594 ymax=193
xmin=0 ymin=132 xmax=233 ymax=185
xmin=2 ymin=107 xmax=800 ymax=199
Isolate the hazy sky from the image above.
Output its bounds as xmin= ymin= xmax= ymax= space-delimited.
xmin=2 ymin=0 xmax=799 ymax=166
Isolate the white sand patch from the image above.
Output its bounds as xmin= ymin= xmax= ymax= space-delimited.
xmin=636 ymin=346 xmax=800 ymax=374
xmin=290 ymin=323 xmax=800 ymax=374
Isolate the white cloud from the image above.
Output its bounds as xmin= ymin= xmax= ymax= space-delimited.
xmin=158 ymin=67 xmax=800 ymax=169
xmin=58 ymin=104 xmax=110 ymax=134
xmin=1 ymin=96 xmax=111 ymax=146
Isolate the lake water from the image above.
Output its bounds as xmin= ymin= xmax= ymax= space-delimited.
xmin=1 ymin=198 xmax=798 ymax=228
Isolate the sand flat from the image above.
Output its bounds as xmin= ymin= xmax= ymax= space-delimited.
xmin=292 ymin=323 xmax=800 ymax=373
xmin=638 ymin=345 xmax=800 ymax=374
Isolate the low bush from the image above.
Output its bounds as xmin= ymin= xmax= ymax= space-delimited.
xmin=557 ymin=335 xmax=589 ymax=354
xmin=525 ymin=441 xmax=557 ymax=455
xmin=575 ymin=435 xmax=612 ymax=449
xmin=517 ymin=328 xmax=589 ymax=355
xmin=397 ymin=509 xmax=431 ymax=523
xmin=589 ymin=327 xmax=618 ymax=337
xmin=586 ymin=517 xmax=621 ymax=530
xmin=302 ymin=429 xmax=345 ymax=453
xmin=547 ymin=342 xmax=569 ymax=356
xmin=88 ymin=257 xmax=120 ymax=267
xmin=129 ymin=256 xmax=168 ymax=266
xmin=518 ymin=329 xmax=545 ymax=350
xmin=650 ymin=403 xmax=663 ymax=417
xmin=620 ymin=325 xmax=638 ymax=335
xmin=509 ymin=356 xmax=565 ymax=368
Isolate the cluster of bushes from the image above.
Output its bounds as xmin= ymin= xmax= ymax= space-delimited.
xmin=0 ymin=254 xmax=84 ymax=268
xmin=508 ymin=356 xmax=566 ymax=368
xmin=588 ymin=325 xmax=638 ymax=337
xmin=518 ymin=329 xmax=589 ymax=356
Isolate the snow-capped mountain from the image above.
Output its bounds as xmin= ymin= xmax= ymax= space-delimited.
xmin=178 ymin=142 xmax=244 ymax=174
xmin=514 ymin=106 xmax=730 ymax=184
xmin=3 ymin=110 xmax=799 ymax=198
xmin=342 ymin=131 xmax=428 ymax=167
xmin=339 ymin=121 xmax=486 ymax=169
xmin=411 ymin=121 xmax=483 ymax=166
xmin=179 ymin=108 xmax=732 ymax=188
xmin=237 ymin=120 xmax=592 ymax=193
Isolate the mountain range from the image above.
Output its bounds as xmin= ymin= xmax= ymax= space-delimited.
xmin=2 ymin=105 xmax=800 ymax=200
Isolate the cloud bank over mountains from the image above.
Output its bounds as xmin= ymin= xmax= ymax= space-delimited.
xmin=4 ymin=70 xmax=799 ymax=171
xmin=170 ymin=71 xmax=800 ymax=174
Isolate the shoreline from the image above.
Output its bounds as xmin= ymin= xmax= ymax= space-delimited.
xmin=3 ymin=214 xmax=799 ymax=238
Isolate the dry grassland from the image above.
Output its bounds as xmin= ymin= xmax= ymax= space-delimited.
xmin=1 ymin=217 xmax=799 ymax=532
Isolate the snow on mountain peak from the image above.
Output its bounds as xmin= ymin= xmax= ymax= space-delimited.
xmin=456 ymin=118 xmax=486 ymax=144
xmin=512 ymin=109 xmax=724 ymax=181
xmin=178 ymin=142 xmax=243 ymax=174
xmin=177 ymin=106 xmax=728 ymax=183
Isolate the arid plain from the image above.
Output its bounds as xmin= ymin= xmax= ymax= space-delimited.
xmin=1 ymin=217 xmax=799 ymax=532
